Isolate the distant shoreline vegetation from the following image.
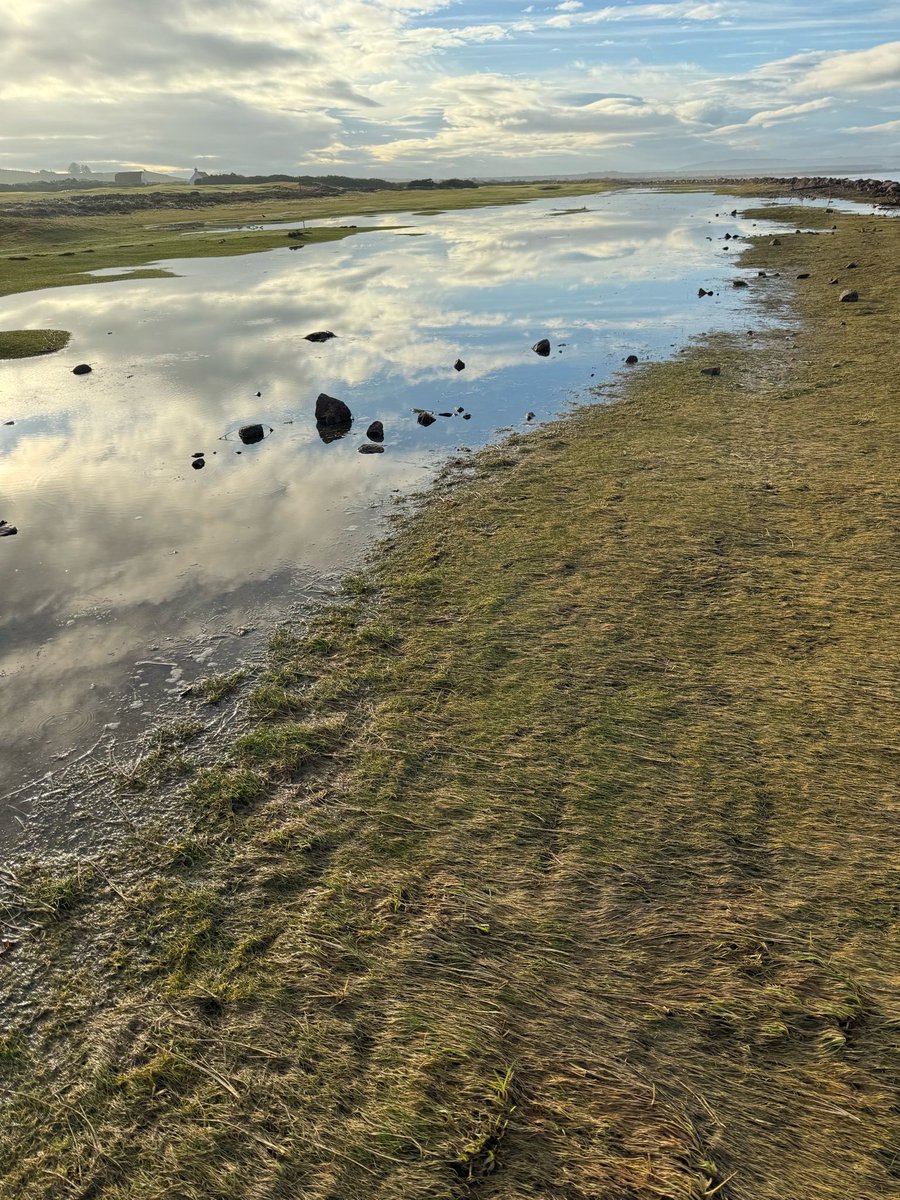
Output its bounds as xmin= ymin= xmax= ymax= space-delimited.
xmin=194 ymin=174 xmax=480 ymax=190
xmin=0 ymin=173 xmax=481 ymax=194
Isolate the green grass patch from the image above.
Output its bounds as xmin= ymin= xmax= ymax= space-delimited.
xmin=192 ymin=669 xmax=247 ymax=705
xmin=0 ymin=328 xmax=70 ymax=359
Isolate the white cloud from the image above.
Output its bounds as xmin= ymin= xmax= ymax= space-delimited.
xmin=711 ymin=96 xmax=835 ymax=136
xmin=797 ymin=39 xmax=900 ymax=92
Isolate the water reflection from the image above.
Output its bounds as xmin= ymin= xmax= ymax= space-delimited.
xmin=0 ymin=190 xmax=789 ymax=841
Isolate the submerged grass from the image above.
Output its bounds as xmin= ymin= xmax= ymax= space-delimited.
xmin=0 ymin=204 xmax=897 ymax=1199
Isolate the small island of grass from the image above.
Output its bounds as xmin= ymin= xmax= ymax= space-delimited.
xmin=0 ymin=328 xmax=71 ymax=360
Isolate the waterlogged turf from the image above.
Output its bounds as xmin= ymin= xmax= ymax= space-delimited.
xmin=0 ymin=204 xmax=897 ymax=1200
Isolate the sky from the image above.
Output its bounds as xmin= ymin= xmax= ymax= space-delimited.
xmin=2 ymin=0 xmax=899 ymax=177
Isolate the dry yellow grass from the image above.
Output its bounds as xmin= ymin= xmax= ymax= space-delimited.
xmin=0 ymin=204 xmax=897 ymax=1200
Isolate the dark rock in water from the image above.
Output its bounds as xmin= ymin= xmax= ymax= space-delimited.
xmin=366 ymin=420 xmax=384 ymax=441
xmin=192 ymin=458 xmax=205 ymax=470
xmin=238 ymin=423 xmax=266 ymax=444
xmin=417 ymin=412 xmax=436 ymax=427
xmin=3 ymin=420 xmax=13 ymax=426
xmin=317 ymin=422 xmax=351 ymax=444
xmin=698 ymin=287 xmax=712 ymax=297
xmin=315 ymin=393 xmax=352 ymax=425
xmin=0 ymin=520 xmax=17 ymax=537
xmin=359 ymin=443 xmax=384 ymax=454
xmin=796 ymin=272 xmax=810 ymax=279
xmin=72 ymin=363 xmax=92 ymax=375
xmin=724 ymin=232 xmax=732 ymax=240
xmin=532 ymin=338 xmax=551 ymax=357
xmin=192 ymin=452 xmax=205 ymax=458
xmin=839 ymin=290 xmax=859 ymax=303
xmin=454 ymin=358 xmax=465 ymax=371
xmin=732 ymin=279 xmax=749 ymax=288
xmin=625 ymin=354 xmax=639 ymax=365
xmin=456 ymin=407 xmax=465 ymax=414
xmin=438 ymin=411 xmax=453 ymax=418
xmin=526 ymin=412 xmax=536 ymax=422
xmin=730 ymin=209 xmax=738 ymax=218
xmin=462 ymin=413 xmax=471 ymax=420
xmin=256 ymin=391 xmax=262 ymax=397
xmin=701 ymin=366 xmax=721 ymax=377
xmin=758 ymin=271 xmax=767 ymax=278
xmin=305 ymin=331 xmax=336 ymax=342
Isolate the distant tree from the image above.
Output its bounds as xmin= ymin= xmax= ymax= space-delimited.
xmin=406 ymin=178 xmax=437 ymax=189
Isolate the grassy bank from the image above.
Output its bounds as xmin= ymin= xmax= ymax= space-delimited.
xmin=0 ymin=328 xmax=70 ymax=359
xmin=0 ymin=205 xmax=897 ymax=1199
xmin=0 ymin=181 xmax=617 ymax=300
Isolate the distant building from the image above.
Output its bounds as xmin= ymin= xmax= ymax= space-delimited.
xmin=189 ymin=167 xmax=209 ymax=185
xmin=115 ymin=170 xmax=145 ymax=186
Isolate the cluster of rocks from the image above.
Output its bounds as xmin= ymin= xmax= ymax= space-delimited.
xmin=782 ymin=177 xmax=900 ymax=206
xmin=625 ymin=176 xmax=900 ymax=208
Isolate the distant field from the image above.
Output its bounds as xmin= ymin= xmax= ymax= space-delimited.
xmin=0 ymin=180 xmax=620 ymax=300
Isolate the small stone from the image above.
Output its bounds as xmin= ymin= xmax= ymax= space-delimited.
xmin=701 ymin=367 xmax=721 ymax=377
xmin=3 ymin=420 xmax=13 ymax=426
xmin=830 ymin=278 xmax=839 ymax=285
xmin=839 ymin=290 xmax=859 ymax=303
xmin=757 ymin=271 xmax=766 ymax=278
xmin=0 ymin=520 xmax=18 ymax=537
xmin=72 ymin=363 xmax=92 ymax=375
xmin=417 ymin=412 xmax=436 ymax=427
xmin=526 ymin=412 xmax=536 ymax=421
xmin=359 ymin=443 xmax=384 ymax=454
xmin=532 ymin=339 xmax=551 ymax=357
xmin=796 ymin=272 xmax=810 ymax=279
xmin=770 ymin=238 xmax=781 ymax=246
xmin=455 ymin=406 xmax=465 ymax=414
xmin=192 ymin=458 xmax=205 ymax=470
xmin=366 ymin=421 xmax=384 ymax=441
xmin=732 ymin=279 xmax=749 ymax=288
xmin=454 ymin=359 xmax=465 ymax=371
xmin=846 ymin=262 xmax=858 ymax=269
xmin=462 ymin=413 xmax=471 ymax=420
xmin=192 ymin=452 xmax=204 ymax=458
xmin=625 ymin=354 xmax=639 ymax=365
xmin=305 ymin=331 xmax=335 ymax=342
xmin=438 ymin=411 xmax=454 ymax=418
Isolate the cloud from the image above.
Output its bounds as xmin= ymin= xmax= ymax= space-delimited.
xmin=711 ymin=96 xmax=835 ymax=136
xmin=796 ymin=39 xmax=900 ymax=92
xmin=0 ymin=0 xmax=898 ymax=175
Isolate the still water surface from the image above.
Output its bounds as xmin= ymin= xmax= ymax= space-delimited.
xmin=0 ymin=189 xmax=806 ymax=846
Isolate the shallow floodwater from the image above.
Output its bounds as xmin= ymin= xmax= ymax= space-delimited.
xmin=0 ymin=190 xmax=801 ymax=847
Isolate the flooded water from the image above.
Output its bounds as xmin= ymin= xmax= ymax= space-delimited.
xmin=0 ymin=189 xmax=824 ymax=848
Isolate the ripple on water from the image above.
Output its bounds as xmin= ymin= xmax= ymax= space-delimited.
xmin=36 ymin=706 xmax=100 ymax=741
